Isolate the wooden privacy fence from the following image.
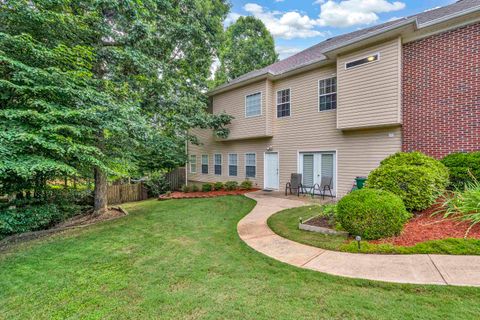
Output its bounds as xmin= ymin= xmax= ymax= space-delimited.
xmin=108 ymin=182 xmax=148 ymax=205
xmin=165 ymin=167 xmax=185 ymax=191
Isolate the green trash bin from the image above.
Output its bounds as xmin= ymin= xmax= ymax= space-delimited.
xmin=355 ymin=176 xmax=367 ymax=190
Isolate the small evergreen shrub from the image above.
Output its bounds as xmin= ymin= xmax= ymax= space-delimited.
xmin=380 ymin=152 xmax=449 ymax=191
xmin=441 ymin=152 xmax=480 ymax=189
xmin=191 ymin=184 xmax=199 ymax=192
xmin=201 ymin=183 xmax=213 ymax=192
xmin=337 ymin=189 xmax=410 ymax=240
xmin=213 ymin=182 xmax=224 ymax=191
xmin=240 ymin=180 xmax=253 ymax=190
xmin=144 ymin=171 xmax=170 ymax=196
xmin=224 ymin=181 xmax=238 ymax=191
xmin=367 ymin=152 xmax=449 ymax=211
xmin=181 ymin=184 xmax=190 ymax=193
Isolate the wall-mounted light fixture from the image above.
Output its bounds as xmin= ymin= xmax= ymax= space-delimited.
xmin=266 ymin=146 xmax=273 ymax=152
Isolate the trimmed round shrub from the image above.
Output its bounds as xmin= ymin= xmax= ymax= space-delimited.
xmin=213 ymin=182 xmax=224 ymax=191
xmin=441 ymin=152 xmax=480 ymax=189
xmin=224 ymin=181 xmax=238 ymax=191
xmin=380 ymin=152 xmax=449 ymax=191
xmin=337 ymin=189 xmax=410 ymax=240
xmin=240 ymin=180 xmax=253 ymax=190
xmin=201 ymin=183 xmax=213 ymax=192
xmin=367 ymin=152 xmax=449 ymax=212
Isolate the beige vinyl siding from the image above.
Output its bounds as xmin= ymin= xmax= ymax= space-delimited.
xmin=337 ymin=37 xmax=402 ymax=130
xmin=213 ymin=80 xmax=270 ymax=140
xmin=189 ymin=39 xmax=402 ymax=196
xmin=188 ymin=128 xmax=269 ymax=188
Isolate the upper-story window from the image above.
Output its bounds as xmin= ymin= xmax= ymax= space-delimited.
xmin=214 ymin=153 xmax=222 ymax=175
xmin=319 ymin=77 xmax=337 ymax=111
xmin=245 ymin=92 xmax=262 ymax=117
xmin=201 ymin=155 xmax=208 ymax=174
xmin=345 ymin=53 xmax=379 ymax=70
xmin=277 ymin=89 xmax=291 ymax=118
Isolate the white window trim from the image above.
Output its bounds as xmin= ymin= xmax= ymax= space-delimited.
xmin=201 ymin=154 xmax=208 ymax=174
xmin=276 ymin=88 xmax=292 ymax=119
xmin=245 ymin=92 xmax=263 ymax=118
xmin=344 ymin=52 xmax=381 ymax=70
xmin=189 ymin=155 xmax=197 ymax=174
xmin=318 ymin=76 xmax=337 ymax=113
xmin=245 ymin=152 xmax=257 ymax=179
xmin=214 ymin=153 xmax=222 ymax=176
xmin=228 ymin=153 xmax=238 ymax=177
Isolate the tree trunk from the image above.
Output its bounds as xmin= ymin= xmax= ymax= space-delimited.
xmin=93 ymin=167 xmax=108 ymax=216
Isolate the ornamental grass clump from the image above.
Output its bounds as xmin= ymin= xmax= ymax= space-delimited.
xmin=337 ymin=189 xmax=410 ymax=240
xmin=437 ymin=181 xmax=480 ymax=237
xmin=367 ymin=152 xmax=449 ymax=212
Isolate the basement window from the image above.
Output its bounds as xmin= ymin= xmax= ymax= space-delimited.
xmin=345 ymin=53 xmax=379 ymax=69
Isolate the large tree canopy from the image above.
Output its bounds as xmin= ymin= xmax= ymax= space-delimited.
xmin=214 ymin=16 xmax=278 ymax=87
xmin=0 ymin=0 xmax=232 ymax=213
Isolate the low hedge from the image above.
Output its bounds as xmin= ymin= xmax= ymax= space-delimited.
xmin=337 ymin=189 xmax=410 ymax=240
xmin=441 ymin=152 xmax=480 ymax=189
xmin=0 ymin=204 xmax=66 ymax=239
xmin=367 ymin=152 xmax=449 ymax=212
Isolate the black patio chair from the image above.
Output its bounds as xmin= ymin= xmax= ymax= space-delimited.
xmin=319 ymin=176 xmax=333 ymax=200
xmin=285 ymin=173 xmax=303 ymax=196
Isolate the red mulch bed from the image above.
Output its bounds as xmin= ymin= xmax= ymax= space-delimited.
xmin=371 ymin=201 xmax=480 ymax=247
xmin=158 ymin=189 xmax=259 ymax=200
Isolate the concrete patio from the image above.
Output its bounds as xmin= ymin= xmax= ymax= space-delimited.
xmin=238 ymin=191 xmax=480 ymax=287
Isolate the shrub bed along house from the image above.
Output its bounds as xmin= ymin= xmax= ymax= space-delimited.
xmin=337 ymin=189 xmax=411 ymax=240
xmin=441 ymin=152 xmax=480 ymax=189
xmin=367 ymin=152 xmax=449 ymax=212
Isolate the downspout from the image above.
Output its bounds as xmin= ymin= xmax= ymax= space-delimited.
xmin=185 ymin=133 xmax=188 ymax=186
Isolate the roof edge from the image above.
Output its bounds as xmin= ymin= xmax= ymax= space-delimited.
xmin=208 ymin=4 xmax=480 ymax=96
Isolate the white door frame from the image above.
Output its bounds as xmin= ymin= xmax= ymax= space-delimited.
xmin=297 ymin=150 xmax=337 ymax=196
xmin=264 ymin=151 xmax=280 ymax=190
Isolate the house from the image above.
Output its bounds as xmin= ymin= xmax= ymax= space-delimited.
xmin=187 ymin=0 xmax=480 ymax=197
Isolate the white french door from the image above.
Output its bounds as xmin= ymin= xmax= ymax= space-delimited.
xmin=264 ymin=152 xmax=279 ymax=190
xmin=299 ymin=152 xmax=336 ymax=195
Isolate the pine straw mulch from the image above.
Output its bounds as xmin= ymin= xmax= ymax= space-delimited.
xmin=371 ymin=201 xmax=480 ymax=247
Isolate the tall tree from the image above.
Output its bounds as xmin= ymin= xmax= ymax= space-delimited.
xmin=214 ymin=16 xmax=278 ymax=87
xmin=0 ymin=0 xmax=232 ymax=214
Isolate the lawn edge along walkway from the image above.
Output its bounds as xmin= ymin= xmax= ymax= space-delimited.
xmin=238 ymin=191 xmax=480 ymax=287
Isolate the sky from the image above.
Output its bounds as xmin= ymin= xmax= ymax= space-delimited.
xmin=226 ymin=0 xmax=458 ymax=59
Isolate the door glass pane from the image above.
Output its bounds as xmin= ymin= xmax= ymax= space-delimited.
xmin=303 ymin=154 xmax=314 ymax=186
xmin=321 ymin=154 xmax=334 ymax=179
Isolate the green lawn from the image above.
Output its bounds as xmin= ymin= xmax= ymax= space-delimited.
xmin=1 ymin=196 xmax=480 ymax=319
xmin=268 ymin=205 xmax=480 ymax=255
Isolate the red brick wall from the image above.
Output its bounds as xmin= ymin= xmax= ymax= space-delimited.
xmin=402 ymin=22 xmax=480 ymax=159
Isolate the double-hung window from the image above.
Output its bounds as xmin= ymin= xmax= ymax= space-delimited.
xmin=189 ymin=155 xmax=197 ymax=174
xmin=245 ymin=153 xmax=256 ymax=178
xmin=214 ymin=154 xmax=222 ymax=175
xmin=201 ymin=155 xmax=208 ymax=174
xmin=319 ymin=77 xmax=337 ymax=111
xmin=228 ymin=154 xmax=238 ymax=177
xmin=245 ymin=92 xmax=261 ymax=117
xmin=277 ymin=89 xmax=291 ymax=118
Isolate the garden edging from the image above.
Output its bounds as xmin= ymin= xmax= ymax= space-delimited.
xmin=238 ymin=191 xmax=480 ymax=287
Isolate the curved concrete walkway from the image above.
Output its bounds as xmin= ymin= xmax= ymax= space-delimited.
xmin=238 ymin=191 xmax=480 ymax=287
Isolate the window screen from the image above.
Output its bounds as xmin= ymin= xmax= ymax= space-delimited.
xmin=319 ymin=77 xmax=337 ymax=111
xmin=277 ymin=89 xmax=291 ymax=118
xmin=228 ymin=154 xmax=238 ymax=176
xmin=245 ymin=153 xmax=256 ymax=178
xmin=245 ymin=93 xmax=261 ymax=117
